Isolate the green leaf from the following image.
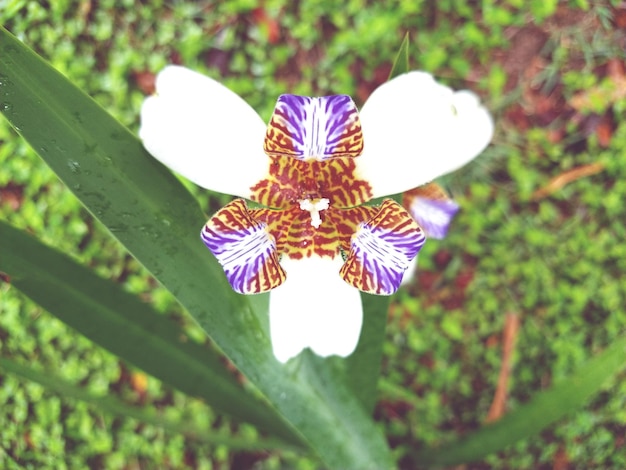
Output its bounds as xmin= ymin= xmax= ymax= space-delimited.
xmin=0 ymin=26 xmax=392 ymax=467
xmin=0 ymin=357 xmax=298 ymax=452
xmin=389 ymin=32 xmax=410 ymax=80
xmin=414 ymin=335 xmax=626 ymax=466
xmin=0 ymin=219 xmax=298 ymax=444
xmin=346 ymin=294 xmax=389 ymax=412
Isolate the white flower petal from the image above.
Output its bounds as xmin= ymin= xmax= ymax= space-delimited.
xmin=357 ymin=72 xmax=494 ymax=198
xmin=269 ymin=256 xmax=363 ymax=363
xmin=139 ymin=65 xmax=270 ymax=198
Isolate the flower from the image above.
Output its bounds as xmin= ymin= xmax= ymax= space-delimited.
xmin=139 ymin=66 xmax=493 ymax=363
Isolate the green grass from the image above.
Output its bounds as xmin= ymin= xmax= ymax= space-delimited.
xmin=1 ymin=0 xmax=626 ymax=468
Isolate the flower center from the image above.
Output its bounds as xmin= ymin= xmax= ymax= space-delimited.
xmin=299 ymin=198 xmax=330 ymax=229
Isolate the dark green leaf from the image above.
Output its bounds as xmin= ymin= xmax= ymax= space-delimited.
xmin=0 ymin=357 xmax=298 ymax=452
xmin=0 ymin=219 xmax=298 ymax=444
xmin=346 ymin=294 xmax=389 ymax=412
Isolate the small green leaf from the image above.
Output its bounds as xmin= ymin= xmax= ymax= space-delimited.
xmin=389 ymin=32 xmax=410 ymax=80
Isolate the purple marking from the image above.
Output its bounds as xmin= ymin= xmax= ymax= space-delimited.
xmin=351 ymin=222 xmax=426 ymax=294
xmin=409 ymin=197 xmax=460 ymax=239
xmin=273 ymin=94 xmax=361 ymax=160
xmin=201 ymin=221 xmax=277 ymax=294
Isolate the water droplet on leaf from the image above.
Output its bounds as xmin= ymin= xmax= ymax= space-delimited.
xmin=67 ymin=160 xmax=81 ymax=173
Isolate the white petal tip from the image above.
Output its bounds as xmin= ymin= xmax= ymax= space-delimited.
xmin=269 ymin=256 xmax=363 ymax=363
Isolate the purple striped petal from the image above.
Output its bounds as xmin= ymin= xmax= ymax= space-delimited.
xmin=264 ymin=94 xmax=364 ymax=161
xmin=340 ymin=199 xmax=426 ymax=295
xmin=201 ymin=199 xmax=286 ymax=294
xmin=409 ymin=196 xmax=459 ymax=239
xmin=404 ymin=183 xmax=460 ymax=239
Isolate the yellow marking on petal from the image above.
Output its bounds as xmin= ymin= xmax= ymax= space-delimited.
xmin=251 ymin=204 xmax=377 ymax=260
xmin=402 ymin=182 xmax=450 ymax=205
xmin=244 ymin=95 xmax=375 ymax=263
xmin=250 ymin=157 xmax=373 ymax=209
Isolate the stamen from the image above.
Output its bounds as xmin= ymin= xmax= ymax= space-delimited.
xmin=299 ymin=198 xmax=330 ymax=228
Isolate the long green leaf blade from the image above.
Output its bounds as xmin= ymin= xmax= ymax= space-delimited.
xmin=0 ymin=26 xmax=392 ymax=467
xmin=0 ymin=357 xmax=298 ymax=452
xmin=0 ymin=219 xmax=298 ymax=444
xmin=415 ymin=335 xmax=626 ymax=465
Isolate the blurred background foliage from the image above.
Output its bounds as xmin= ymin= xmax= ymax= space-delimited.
xmin=1 ymin=0 xmax=625 ymax=468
